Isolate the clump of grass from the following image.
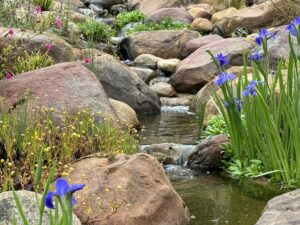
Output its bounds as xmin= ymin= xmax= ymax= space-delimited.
xmin=33 ymin=0 xmax=53 ymax=11
xmin=0 ymin=102 xmax=139 ymax=192
xmin=115 ymin=10 xmax=145 ymax=29
xmin=14 ymin=51 xmax=54 ymax=74
xmin=206 ymin=21 xmax=300 ymax=187
xmin=126 ymin=17 xmax=191 ymax=35
xmin=77 ymin=19 xmax=116 ymax=43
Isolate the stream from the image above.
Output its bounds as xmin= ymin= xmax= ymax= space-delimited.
xmin=138 ymin=107 xmax=282 ymax=225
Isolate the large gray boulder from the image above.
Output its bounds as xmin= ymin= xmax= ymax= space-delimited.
xmin=67 ymin=154 xmax=190 ymax=225
xmin=169 ymin=37 xmax=255 ymax=92
xmin=91 ymin=53 xmax=161 ymax=114
xmin=120 ymin=30 xmax=199 ymax=60
xmin=0 ymin=190 xmax=81 ymax=225
xmin=255 ymin=189 xmax=300 ymax=225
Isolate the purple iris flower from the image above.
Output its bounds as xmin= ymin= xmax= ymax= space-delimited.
xmin=214 ymin=72 xmax=235 ymax=86
xmin=45 ymin=178 xmax=85 ymax=209
xmin=216 ymin=53 xmax=228 ymax=67
xmin=255 ymin=28 xmax=275 ymax=46
xmin=249 ymin=52 xmax=262 ymax=62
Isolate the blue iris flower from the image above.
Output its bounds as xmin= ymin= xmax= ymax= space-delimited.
xmin=224 ymin=101 xmax=229 ymax=108
xmin=243 ymin=80 xmax=263 ymax=97
xmin=214 ymin=72 xmax=235 ymax=86
xmin=45 ymin=178 xmax=85 ymax=209
xmin=234 ymin=98 xmax=243 ymax=112
xmin=216 ymin=53 xmax=228 ymax=67
xmin=249 ymin=52 xmax=262 ymax=62
xmin=286 ymin=16 xmax=300 ymax=36
xmin=255 ymin=28 xmax=275 ymax=46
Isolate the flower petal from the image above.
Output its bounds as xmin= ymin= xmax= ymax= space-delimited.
xmin=71 ymin=197 xmax=76 ymax=206
xmin=45 ymin=192 xmax=55 ymax=209
xmin=68 ymin=184 xmax=85 ymax=194
xmin=55 ymin=178 xmax=69 ymax=197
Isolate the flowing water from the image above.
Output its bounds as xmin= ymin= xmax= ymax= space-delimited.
xmin=139 ymin=107 xmax=282 ymax=225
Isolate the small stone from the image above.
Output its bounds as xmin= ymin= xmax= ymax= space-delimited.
xmin=150 ymin=82 xmax=177 ymax=97
xmin=192 ymin=18 xmax=214 ymax=32
xmin=157 ymin=58 xmax=180 ymax=73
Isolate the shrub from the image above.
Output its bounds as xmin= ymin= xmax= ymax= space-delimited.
xmin=206 ymin=19 xmax=300 ymax=187
xmin=126 ymin=17 xmax=191 ymax=35
xmin=0 ymin=102 xmax=139 ymax=191
xmin=115 ymin=10 xmax=145 ymax=29
xmin=78 ymin=19 xmax=116 ymax=43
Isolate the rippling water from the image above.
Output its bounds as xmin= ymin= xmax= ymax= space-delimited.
xmin=138 ymin=106 xmax=198 ymax=144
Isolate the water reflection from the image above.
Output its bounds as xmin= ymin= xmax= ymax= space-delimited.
xmin=172 ymin=173 xmax=282 ymax=225
xmin=138 ymin=107 xmax=198 ymax=145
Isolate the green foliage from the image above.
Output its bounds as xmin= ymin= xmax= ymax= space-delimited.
xmin=224 ymin=159 xmax=265 ymax=179
xmin=208 ymin=22 xmax=300 ymax=187
xmin=78 ymin=19 xmax=116 ymax=43
xmin=33 ymin=0 xmax=53 ymax=11
xmin=202 ymin=115 xmax=228 ymax=138
xmin=14 ymin=51 xmax=54 ymax=74
xmin=0 ymin=102 xmax=139 ymax=191
xmin=115 ymin=10 xmax=145 ymax=29
xmin=126 ymin=17 xmax=191 ymax=35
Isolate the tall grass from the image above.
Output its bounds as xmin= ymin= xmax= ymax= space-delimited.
xmin=207 ymin=18 xmax=300 ymax=187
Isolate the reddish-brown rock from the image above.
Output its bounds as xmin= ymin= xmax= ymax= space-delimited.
xmin=120 ymin=30 xmax=199 ymax=60
xmin=0 ymin=62 xmax=118 ymax=121
xmin=182 ymin=34 xmax=224 ymax=58
xmin=69 ymin=154 xmax=190 ymax=225
xmin=214 ymin=0 xmax=283 ymax=35
xmin=169 ymin=38 xmax=255 ymax=92
xmin=188 ymin=135 xmax=229 ymax=169
xmin=147 ymin=8 xmax=193 ymax=24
